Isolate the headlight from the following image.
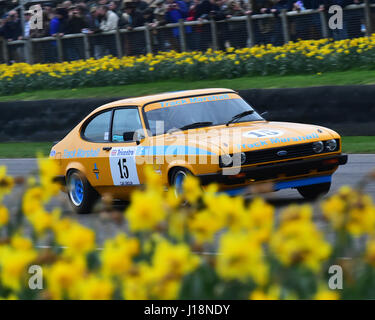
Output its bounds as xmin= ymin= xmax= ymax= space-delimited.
xmin=326 ymin=139 xmax=337 ymax=151
xmin=220 ymin=154 xmax=233 ymax=167
xmin=312 ymin=141 xmax=324 ymax=153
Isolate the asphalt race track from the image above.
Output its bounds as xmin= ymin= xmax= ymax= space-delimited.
xmin=1 ymin=154 xmax=374 ymax=245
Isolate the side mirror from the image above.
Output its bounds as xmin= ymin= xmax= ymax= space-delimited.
xmin=123 ymin=131 xmax=135 ymax=142
xmin=123 ymin=131 xmax=145 ymax=145
xmin=260 ymin=111 xmax=269 ymax=118
xmin=134 ymin=131 xmax=145 ymax=145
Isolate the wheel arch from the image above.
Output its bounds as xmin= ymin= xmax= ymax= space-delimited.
xmin=65 ymin=162 xmax=88 ymax=179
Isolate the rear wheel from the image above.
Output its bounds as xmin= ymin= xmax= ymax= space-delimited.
xmin=67 ymin=171 xmax=99 ymax=214
xmin=297 ymin=182 xmax=331 ymax=200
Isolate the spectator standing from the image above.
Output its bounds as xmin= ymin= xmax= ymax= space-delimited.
xmin=345 ymin=0 xmax=363 ymax=39
xmin=2 ymin=10 xmax=22 ymax=42
xmin=50 ymin=7 xmax=68 ymax=36
xmin=48 ymin=7 xmax=68 ymax=62
xmin=99 ymin=5 xmax=120 ymax=31
xmin=95 ymin=5 xmax=119 ymax=58
xmin=225 ymin=0 xmax=250 ymax=48
xmin=2 ymin=10 xmax=22 ymax=63
xmin=187 ymin=0 xmax=201 ymax=50
xmin=132 ymin=0 xmax=150 ymax=13
xmin=120 ymin=1 xmax=145 ymax=55
xmin=293 ymin=0 xmax=325 ymax=40
xmin=194 ymin=0 xmax=214 ymax=51
xmin=65 ymin=5 xmax=87 ymax=61
xmin=253 ymin=0 xmax=274 ymax=44
xmin=208 ymin=0 xmax=228 ymax=50
xmin=29 ymin=9 xmax=50 ymax=63
xmin=23 ymin=11 xmax=31 ymax=39
xmin=165 ymin=0 xmax=191 ymax=51
xmin=150 ymin=0 xmax=168 ymax=52
xmin=109 ymin=1 xmax=123 ymax=16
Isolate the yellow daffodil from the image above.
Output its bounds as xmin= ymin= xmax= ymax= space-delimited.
xmin=125 ymin=189 xmax=165 ymax=232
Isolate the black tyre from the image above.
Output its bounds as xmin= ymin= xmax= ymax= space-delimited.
xmin=297 ymin=182 xmax=331 ymax=200
xmin=66 ymin=171 xmax=99 ymax=214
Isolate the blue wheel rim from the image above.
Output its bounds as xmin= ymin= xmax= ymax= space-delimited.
xmin=69 ymin=174 xmax=84 ymax=206
xmin=174 ymin=171 xmax=186 ymax=195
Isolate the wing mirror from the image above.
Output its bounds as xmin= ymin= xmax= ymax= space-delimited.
xmin=123 ymin=131 xmax=145 ymax=145
xmin=260 ymin=111 xmax=269 ymax=119
xmin=134 ymin=131 xmax=145 ymax=145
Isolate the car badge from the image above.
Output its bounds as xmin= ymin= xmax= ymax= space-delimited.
xmin=277 ymin=150 xmax=288 ymax=156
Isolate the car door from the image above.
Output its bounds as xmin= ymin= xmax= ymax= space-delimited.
xmin=79 ymin=109 xmax=114 ymax=187
xmin=103 ymin=107 xmax=146 ymax=187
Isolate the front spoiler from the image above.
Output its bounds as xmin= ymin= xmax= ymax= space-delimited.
xmin=222 ymin=175 xmax=333 ymax=196
xmin=197 ymin=154 xmax=348 ymax=187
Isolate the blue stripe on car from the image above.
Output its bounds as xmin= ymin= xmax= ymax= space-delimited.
xmin=135 ymin=145 xmax=215 ymax=156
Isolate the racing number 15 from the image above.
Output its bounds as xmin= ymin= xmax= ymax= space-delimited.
xmin=117 ymin=158 xmax=129 ymax=179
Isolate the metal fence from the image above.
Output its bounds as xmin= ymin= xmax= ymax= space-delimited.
xmin=1 ymin=2 xmax=375 ymax=64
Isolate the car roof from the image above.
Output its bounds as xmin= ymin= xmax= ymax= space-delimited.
xmin=93 ymin=88 xmax=236 ymax=113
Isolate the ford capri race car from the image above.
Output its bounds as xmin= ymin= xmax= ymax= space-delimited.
xmin=50 ymin=88 xmax=348 ymax=213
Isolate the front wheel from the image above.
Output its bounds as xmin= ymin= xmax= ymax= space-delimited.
xmin=297 ymin=182 xmax=331 ymax=200
xmin=171 ymin=168 xmax=190 ymax=197
xmin=67 ymin=171 xmax=99 ymax=214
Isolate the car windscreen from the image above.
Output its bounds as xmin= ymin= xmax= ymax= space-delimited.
xmin=144 ymin=94 xmax=263 ymax=136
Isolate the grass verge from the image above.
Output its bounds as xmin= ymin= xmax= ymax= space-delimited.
xmin=0 ymin=137 xmax=373 ymax=158
xmin=0 ymin=142 xmax=54 ymax=158
xmin=0 ymin=69 xmax=374 ymax=102
xmin=341 ymin=136 xmax=375 ymax=154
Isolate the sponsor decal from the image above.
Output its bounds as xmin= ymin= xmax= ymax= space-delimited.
xmin=237 ymin=133 xmax=320 ymax=150
xmin=49 ymin=150 xmax=56 ymax=157
xmin=158 ymin=94 xmax=231 ymax=108
xmin=269 ymin=133 xmax=319 ymax=144
xmin=63 ymin=148 xmax=100 ymax=159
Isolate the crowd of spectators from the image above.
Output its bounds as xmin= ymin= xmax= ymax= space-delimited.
xmin=0 ymin=0 xmax=369 ymax=63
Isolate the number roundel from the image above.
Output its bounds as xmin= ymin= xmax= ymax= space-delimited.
xmin=243 ymin=129 xmax=284 ymax=139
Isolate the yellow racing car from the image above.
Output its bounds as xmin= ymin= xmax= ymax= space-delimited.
xmin=50 ymin=88 xmax=347 ymax=213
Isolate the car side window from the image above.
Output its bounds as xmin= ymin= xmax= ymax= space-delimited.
xmin=112 ymin=108 xmax=143 ymax=142
xmin=83 ymin=110 xmax=112 ymax=142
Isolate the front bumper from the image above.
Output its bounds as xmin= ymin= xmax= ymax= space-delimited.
xmin=197 ymin=154 xmax=348 ymax=186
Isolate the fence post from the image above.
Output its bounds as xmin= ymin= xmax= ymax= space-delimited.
xmin=115 ymin=28 xmax=123 ymax=57
xmin=364 ymin=0 xmax=373 ymax=36
xmin=144 ymin=25 xmax=153 ymax=54
xmin=245 ymin=14 xmax=255 ymax=47
xmin=83 ymin=33 xmax=91 ymax=59
xmin=178 ymin=19 xmax=187 ymax=52
xmin=210 ymin=18 xmax=218 ymax=50
xmin=24 ymin=38 xmax=32 ymax=64
xmin=2 ymin=39 xmax=8 ymax=64
xmin=319 ymin=10 xmax=329 ymax=38
xmin=280 ymin=9 xmax=290 ymax=43
xmin=56 ymin=35 xmax=63 ymax=62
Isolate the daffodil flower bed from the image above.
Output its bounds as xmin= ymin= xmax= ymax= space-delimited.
xmin=2 ymin=35 xmax=375 ymax=95
xmin=1 ymin=160 xmax=375 ymax=300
